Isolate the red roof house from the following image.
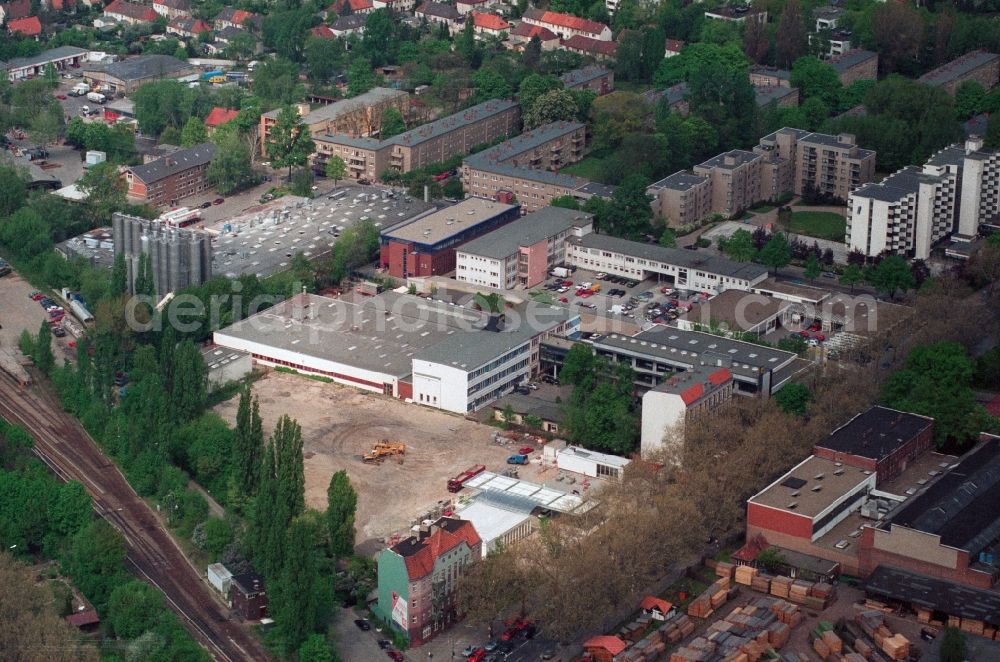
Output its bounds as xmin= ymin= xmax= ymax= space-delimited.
xmin=7 ymin=15 xmax=41 ymax=36
xmin=104 ymin=0 xmax=157 ymax=24
xmin=508 ymin=21 xmax=559 ymax=49
xmin=471 ymin=11 xmax=508 ymax=36
xmin=560 ymin=34 xmax=618 ymax=59
xmin=733 ymin=533 xmax=769 ymax=564
xmin=326 ymin=0 xmax=373 ymax=14
xmin=310 ymin=24 xmax=335 ymax=38
xmin=204 ymin=107 xmax=239 ymax=131
xmin=522 ymin=8 xmax=612 ymax=41
xmin=65 ymin=609 xmax=100 ymax=630
xmin=639 ymin=595 xmax=675 ymax=619
xmin=583 ymin=635 xmax=628 ymax=662
xmin=2 ymin=0 xmax=32 ymax=21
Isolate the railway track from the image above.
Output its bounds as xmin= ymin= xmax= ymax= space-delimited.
xmin=0 ymin=369 xmax=273 ymax=662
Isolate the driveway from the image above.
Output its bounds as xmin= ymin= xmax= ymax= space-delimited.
xmin=334 ymin=608 xmax=397 ymax=661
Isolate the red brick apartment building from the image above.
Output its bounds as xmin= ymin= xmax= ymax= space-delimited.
xmin=123 ymin=143 xmax=216 ymax=207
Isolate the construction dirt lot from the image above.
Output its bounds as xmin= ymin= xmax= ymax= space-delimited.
xmin=214 ymin=370 xmax=562 ymax=552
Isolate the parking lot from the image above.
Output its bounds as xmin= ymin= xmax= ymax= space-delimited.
xmin=0 ymin=270 xmax=76 ymax=366
xmin=213 ymin=370 xmax=560 ymax=552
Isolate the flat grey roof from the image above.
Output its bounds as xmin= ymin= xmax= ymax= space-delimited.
xmin=642 ymin=82 xmax=688 ymax=107
xmin=749 ymin=454 xmax=872 ymax=518
xmin=817 ymin=406 xmax=933 ymax=461
xmin=678 ymin=289 xmax=791 ymax=330
xmin=595 ymin=327 xmax=796 ymax=381
xmin=926 ymin=143 xmax=970 ymax=167
xmin=755 ymin=86 xmax=797 ymax=106
xmin=216 ymin=290 xmax=566 ymax=378
xmin=263 ymin=88 xmax=407 ymax=124
xmin=211 ymin=190 xmax=433 ymax=278
xmin=851 ymin=166 xmax=923 ymax=202
xmin=568 ymin=233 xmax=769 ymax=281
xmin=457 ymin=206 xmax=592 ymax=260
xmin=697 ymin=149 xmax=760 ymax=170
xmin=829 ymin=49 xmax=877 ymax=72
xmin=920 ymin=50 xmax=1000 ymax=86
xmin=464 ymin=121 xmax=587 ymax=188
xmin=574 ymin=181 xmax=616 ymax=199
xmin=750 ymin=65 xmax=791 ymax=80
xmin=383 ymin=197 xmax=517 ymax=245
xmin=3 ymin=46 xmax=88 ymax=71
xmin=865 ymin=565 xmax=1000 ymax=628
xmin=649 ymin=171 xmax=707 ymax=192
xmin=86 ymin=54 xmax=191 ymax=81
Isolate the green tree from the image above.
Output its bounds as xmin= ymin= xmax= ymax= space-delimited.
xmin=253 ymin=439 xmax=286 ymax=577
xmin=759 ymin=232 xmax=792 ymax=275
xmin=518 ymin=73 xmax=562 ymax=115
xmin=235 ymin=386 xmax=264 ymax=497
xmin=938 ymin=628 xmax=966 ymax=662
xmin=560 ymin=343 xmax=597 ymax=387
xmin=472 ymin=68 xmax=513 ymax=103
xmin=305 ymin=37 xmax=341 ymax=84
xmin=78 ymin=161 xmax=127 ymax=225
xmin=266 ymin=106 xmax=316 ymax=183
xmin=882 ymin=342 xmax=985 ymax=449
xmin=380 ymin=107 xmax=406 ymax=138
xmin=593 ymin=175 xmax=653 ymax=240
xmin=110 ymin=253 xmax=128 ymax=298
xmin=524 ymin=89 xmax=579 ymax=129
xmin=180 ymin=116 xmax=208 ymax=147
xmin=804 ymin=251 xmax=821 ymax=281
xmin=987 ymin=111 xmax=1000 ymax=149
xmin=325 ymin=155 xmax=347 ymax=186
xmin=28 ymin=103 xmax=64 ymax=148
xmin=34 ymin=321 xmax=54 ymax=375
xmin=870 ymin=254 xmax=915 ymax=299
xmin=298 ymin=634 xmax=334 ymax=662
xmin=107 ymin=580 xmax=163 ymax=639
xmin=207 ymin=129 xmax=254 ymax=195
xmin=134 ymin=252 xmax=155 ymax=297
xmin=549 ymin=195 xmax=581 ymax=210
xmin=62 ymin=520 xmax=127 ymax=613
xmin=253 ymin=58 xmax=305 ymax=105
xmin=659 ymin=228 xmax=677 ymax=248
xmin=326 ymin=470 xmax=357 ymax=558
xmin=776 ymin=0 xmax=807 ymax=68
xmin=954 ymin=80 xmax=985 ymax=119
xmin=200 ymin=517 xmax=233 ymax=559
xmin=0 ymin=165 xmax=28 ymax=217
xmin=347 ymin=58 xmax=377 ymax=97
xmin=171 ymin=339 xmax=207 ymax=422
xmin=722 ymin=229 xmax=757 ymax=262
xmin=774 ymin=383 xmax=812 ymax=416
xmin=273 ymin=415 xmax=305 ymax=521
xmin=839 ymin=264 xmax=863 ymax=293
xmin=272 ymin=516 xmax=320 ymax=655
xmin=790 ymin=56 xmax=842 ymax=107
xmin=328 ymin=219 xmax=379 ymax=283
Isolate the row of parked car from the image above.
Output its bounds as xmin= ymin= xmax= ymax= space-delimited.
xmin=30 ymin=291 xmax=67 ymax=337
xmin=461 ymin=617 xmax=538 ymax=661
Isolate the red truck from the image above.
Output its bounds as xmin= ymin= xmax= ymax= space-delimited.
xmin=447 ymin=464 xmax=486 ymax=493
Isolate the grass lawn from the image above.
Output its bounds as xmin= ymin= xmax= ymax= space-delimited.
xmin=785 ymin=211 xmax=846 ymax=242
xmin=529 ymin=290 xmax=555 ymax=304
xmin=561 ymin=156 xmax=608 ymax=182
xmin=748 ymin=203 xmax=775 ymax=213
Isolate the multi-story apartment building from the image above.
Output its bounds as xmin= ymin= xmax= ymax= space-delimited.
xmin=640 ymin=365 xmax=734 ymax=459
xmin=647 ymin=171 xmax=713 ymax=228
xmin=123 ymin=143 xmax=216 ymax=207
xmin=259 ymin=88 xmax=409 ymax=155
xmin=848 ymin=137 xmax=1000 ymax=258
xmin=313 ymin=99 xmax=520 ymax=180
xmin=455 ymin=206 xmax=594 ymax=289
xmin=649 ymin=129 xmax=875 ymax=224
xmin=560 ymin=65 xmax=614 ymax=95
xmin=376 ymin=518 xmax=482 ymax=646
xmin=461 ymin=121 xmax=589 ymax=212
xmin=693 ymin=150 xmax=763 ymax=217
xmin=920 ymin=50 xmax=1000 ymax=96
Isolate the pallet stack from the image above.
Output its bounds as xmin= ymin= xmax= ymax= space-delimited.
xmin=715 ymin=561 xmax=735 ymax=581
xmin=751 ymin=572 xmax=772 ymax=594
xmin=688 ymin=577 xmax=731 ymax=619
xmin=734 ymin=565 xmax=757 ymax=586
xmin=788 ymin=580 xmax=811 ymax=605
xmin=855 ymin=609 xmax=910 ymax=661
xmin=671 ymin=596 xmax=803 ymax=662
xmin=769 ymin=576 xmax=792 ymax=599
xmin=771 ymin=599 xmax=803 ymax=627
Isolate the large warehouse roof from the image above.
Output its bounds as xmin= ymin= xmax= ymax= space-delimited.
xmin=382 ymin=197 xmax=518 ymax=246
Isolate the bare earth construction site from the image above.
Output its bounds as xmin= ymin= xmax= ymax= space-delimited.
xmin=214 ymin=370 xmax=551 ymax=550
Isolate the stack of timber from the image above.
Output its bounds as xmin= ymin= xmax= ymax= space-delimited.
xmin=616 ymin=611 xmax=693 ymax=661
xmin=688 ymin=577 xmax=732 ymax=618
xmin=670 ymin=596 xmax=803 ymax=662
xmin=856 ymin=609 xmax=910 ymax=661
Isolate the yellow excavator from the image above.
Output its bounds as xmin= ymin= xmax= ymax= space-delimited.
xmin=362 ymin=440 xmax=406 ymax=464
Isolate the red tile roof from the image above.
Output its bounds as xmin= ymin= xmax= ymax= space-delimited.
xmin=49 ymin=0 xmax=76 ymax=11
xmin=733 ymin=533 xmax=768 ymax=562
xmin=105 ymin=0 xmax=157 ymax=21
xmin=3 ymin=0 xmax=32 ymax=20
xmin=327 ymin=0 xmax=372 ymax=12
xmin=680 ymin=382 xmax=705 ymax=406
xmin=708 ymin=367 xmax=732 ymax=386
xmin=168 ymin=16 xmax=210 ymax=33
xmin=665 ymin=38 xmax=685 ymax=53
xmin=510 ymin=22 xmax=558 ymax=41
xmin=584 ymin=636 xmax=627 ymax=655
xmin=561 ymin=34 xmax=618 ymax=57
xmin=396 ymin=519 xmax=481 ymax=580
xmin=204 ymin=106 xmax=239 ymax=127
xmin=524 ymin=8 xmax=608 ymax=36
xmin=639 ymin=595 xmax=673 ymax=614
xmin=8 ymin=15 xmax=41 ymax=35
xmin=472 ymin=11 xmax=508 ymax=31
xmin=310 ymin=25 xmax=335 ymax=38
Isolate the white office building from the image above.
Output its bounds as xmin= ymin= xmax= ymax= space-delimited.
xmin=566 ymin=234 xmax=769 ymax=294
xmin=848 ymin=138 xmax=1000 ymax=259
xmin=456 ymin=207 xmax=594 ymax=290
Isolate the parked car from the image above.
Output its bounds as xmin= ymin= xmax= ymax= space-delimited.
xmin=213 ymin=197 xmax=225 ymax=205
xmin=507 ymin=454 xmax=529 ymax=465
xmin=558 ymin=297 xmax=568 ymax=303
xmin=386 ymin=651 xmax=404 ymax=661
xmin=467 ymin=648 xmax=487 ymax=662
xmin=52 ymin=326 xmax=66 ymax=338
xmin=200 ymin=201 xmax=212 ymax=209
xmin=519 ymin=446 xmax=534 ymax=455
xmin=354 ymin=619 xmax=371 ymax=631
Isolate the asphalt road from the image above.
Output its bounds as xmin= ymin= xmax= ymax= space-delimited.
xmin=0 ymin=367 xmax=273 ymax=661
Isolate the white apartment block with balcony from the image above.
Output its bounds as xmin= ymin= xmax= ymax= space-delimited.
xmin=846 ymin=140 xmax=999 ymax=259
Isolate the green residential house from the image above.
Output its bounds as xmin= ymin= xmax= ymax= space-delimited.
xmin=375 ymin=517 xmax=482 ymax=646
